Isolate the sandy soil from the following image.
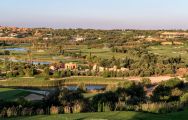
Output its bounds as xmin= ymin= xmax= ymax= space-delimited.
xmin=115 ymin=76 xmax=183 ymax=83
xmin=24 ymin=94 xmax=44 ymax=101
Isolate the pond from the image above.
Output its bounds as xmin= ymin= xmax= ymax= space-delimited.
xmin=3 ymin=48 xmax=27 ymax=52
xmin=64 ymin=85 xmax=106 ymax=91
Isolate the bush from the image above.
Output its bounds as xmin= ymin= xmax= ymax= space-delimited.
xmin=141 ymin=102 xmax=183 ymax=113
xmin=92 ymin=92 xmax=118 ymax=112
xmin=21 ymin=108 xmax=33 ymax=116
xmin=7 ymin=106 xmax=17 ymax=117
xmin=73 ymin=103 xmax=83 ymax=113
xmin=0 ymin=107 xmax=7 ymax=118
xmin=180 ymin=93 xmax=188 ymax=104
xmin=77 ymin=82 xmax=86 ymax=92
xmin=50 ymin=106 xmax=59 ymax=115
xmin=97 ymin=103 xmax=111 ymax=112
xmin=171 ymin=88 xmax=183 ymax=101
xmin=36 ymin=108 xmax=44 ymax=115
xmin=64 ymin=106 xmax=71 ymax=114
xmin=152 ymin=85 xmax=171 ymax=102
xmin=141 ymin=78 xmax=151 ymax=87
xmin=161 ymin=78 xmax=184 ymax=89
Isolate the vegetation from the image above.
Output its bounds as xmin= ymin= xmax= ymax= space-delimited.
xmin=1 ymin=27 xmax=188 ymax=119
xmin=2 ymin=107 xmax=188 ymax=120
xmin=0 ymin=88 xmax=31 ymax=101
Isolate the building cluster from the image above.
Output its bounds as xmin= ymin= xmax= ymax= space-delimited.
xmin=0 ymin=26 xmax=31 ymax=38
xmin=49 ymin=62 xmax=129 ymax=73
xmin=72 ymin=35 xmax=85 ymax=42
xmin=49 ymin=62 xmax=78 ymax=71
xmin=92 ymin=64 xmax=129 ymax=72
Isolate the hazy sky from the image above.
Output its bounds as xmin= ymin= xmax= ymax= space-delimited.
xmin=1 ymin=0 xmax=188 ymax=29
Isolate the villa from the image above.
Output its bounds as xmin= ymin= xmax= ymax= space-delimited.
xmin=65 ymin=62 xmax=77 ymax=70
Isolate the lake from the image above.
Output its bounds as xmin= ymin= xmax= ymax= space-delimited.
xmin=64 ymin=85 xmax=106 ymax=91
xmin=3 ymin=48 xmax=27 ymax=52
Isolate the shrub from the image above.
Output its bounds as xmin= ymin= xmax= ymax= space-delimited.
xmin=50 ymin=106 xmax=59 ymax=115
xmin=7 ymin=106 xmax=17 ymax=117
xmin=92 ymin=92 xmax=118 ymax=112
xmin=161 ymin=78 xmax=184 ymax=89
xmin=171 ymin=88 xmax=183 ymax=101
xmin=141 ymin=78 xmax=151 ymax=87
xmin=106 ymin=84 xmax=117 ymax=91
xmin=152 ymin=85 xmax=171 ymax=102
xmin=53 ymin=71 xmax=61 ymax=78
xmin=64 ymin=106 xmax=71 ymax=114
xmin=73 ymin=103 xmax=83 ymax=113
xmin=36 ymin=108 xmax=44 ymax=115
xmin=21 ymin=108 xmax=33 ymax=116
xmin=180 ymin=93 xmax=188 ymax=104
xmin=0 ymin=107 xmax=7 ymax=118
xmin=97 ymin=103 xmax=111 ymax=112
xmin=141 ymin=102 xmax=183 ymax=114
xmin=77 ymin=82 xmax=86 ymax=92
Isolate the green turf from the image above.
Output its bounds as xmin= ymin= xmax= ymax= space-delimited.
xmin=148 ymin=44 xmax=188 ymax=63
xmin=2 ymin=107 xmax=188 ymax=120
xmin=83 ymin=93 xmax=97 ymax=99
xmin=0 ymin=88 xmax=31 ymax=101
xmin=0 ymin=76 xmax=126 ymax=87
xmin=0 ymin=77 xmax=65 ymax=87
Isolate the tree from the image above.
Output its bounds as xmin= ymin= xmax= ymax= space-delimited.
xmin=58 ymin=89 xmax=85 ymax=113
xmin=43 ymin=67 xmax=50 ymax=77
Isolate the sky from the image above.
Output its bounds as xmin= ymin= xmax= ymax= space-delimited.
xmin=0 ymin=0 xmax=188 ymax=29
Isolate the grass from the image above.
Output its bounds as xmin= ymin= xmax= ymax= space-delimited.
xmin=65 ymin=76 xmax=126 ymax=85
xmin=0 ymin=76 xmax=126 ymax=87
xmin=2 ymin=107 xmax=188 ymax=120
xmin=83 ymin=93 xmax=98 ymax=99
xmin=0 ymin=77 xmax=65 ymax=87
xmin=0 ymin=88 xmax=31 ymax=101
xmin=1 ymin=44 xmax=188 ymax=65
xmin=148 ymin=44 xmax=188 ymax=63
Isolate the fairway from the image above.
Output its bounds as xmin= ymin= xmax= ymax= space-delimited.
xmin=2 ymin=107 xmax=188 ymax=120
xmin=148 ymin=44 xmax=188 ymax=63
xmin=0 ymin=88 xmax=31 ymax=101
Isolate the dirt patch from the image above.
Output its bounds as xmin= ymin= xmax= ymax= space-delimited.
xmin=176 ymin=68 xmax=188 ymax=77
xmin=115 ymin=76 xmax=181 ymax=83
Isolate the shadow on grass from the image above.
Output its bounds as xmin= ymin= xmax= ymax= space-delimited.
xmin=0 ymin=88 xmax=30 ymax=101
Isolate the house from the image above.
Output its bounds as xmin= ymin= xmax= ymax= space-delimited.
xmin=99 ymin=67 xmax=105 ymax=72
xmin=49 ymin=63 xmax=65 ymax=71
xmin=49 ymin=66 xmax=56 ymax=71
xmin=92 ymin=64 xmax=98 ymax=71
xmin=93 ymin=64 xmax=129 ymax=72
xmin=65 ymin=62 xmax=77 ymax=70
xmin=73 ymin=36 xmax=85 ymax=42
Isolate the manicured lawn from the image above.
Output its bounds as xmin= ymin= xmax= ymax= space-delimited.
xmin=83 ymin=93 xmax=97 ymax=99
xmin=148 ymin=44 xmax=188 ymax=63
xmin=0 ymin=88 xmax=31 ymax=101
xmin=0 ymin=76 xmax=126 ymax=87
xmin=3 ymin=108 xmax=188 ymax=120
xmin=0 ymin=77 xmax=64 ymax=87
xmin=65 ymin=76 xmax=126 ymax=85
